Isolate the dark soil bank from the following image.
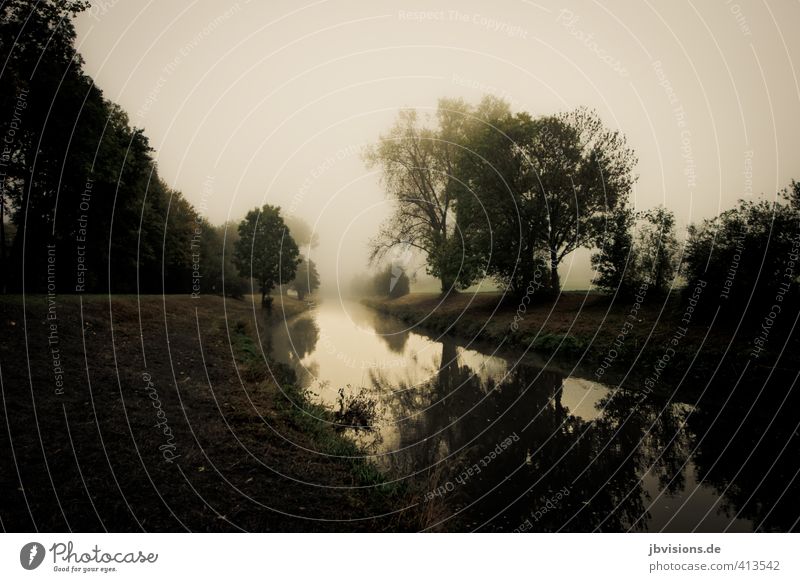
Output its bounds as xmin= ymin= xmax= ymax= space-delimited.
xmin=362 ymin=291 xmax=799 ymax=398
xmin=0 ymin=295 xmax=410 ymax=532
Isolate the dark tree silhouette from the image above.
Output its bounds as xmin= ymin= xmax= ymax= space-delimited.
xmin=683 ymin=183 xmax=800 ymax=319
xmin=637 ymin=206 xmax=679 ymax=294
xmin=0 ymin=0 xmax=231 ymax=295
xmin=456 ymin=102 xmax=638 ymax=295
xmin=592 ymin=200 xmax=637 ymax=296
xmin=233 ymin=205 xmax=300 ymax=308
xmin=364 ymin=99 xmax=481 ymax=294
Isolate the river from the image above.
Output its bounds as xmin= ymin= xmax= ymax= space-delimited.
xmin=269 ymin=299 xmax=796 ymax=532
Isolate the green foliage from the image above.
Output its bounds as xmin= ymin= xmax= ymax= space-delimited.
xmin=2 ymin=0 xmax=107 ymax=290
xmin=592 ymin=201 xmax=638 ymax=296
xmin=637 ymin=206 xmax=680 ymax=294
xmin=592 ymin=205 xmax=679 ymax=297
xmin=364 ymin=100 xmax=482 ymax=293
xmin=233 ymin=205 xmax=300 ymax=306
xmin=0 ymin=1 xmax=237 ymax=295
xmin=683 ymin=184 xmax=800 ymax=318
xmin=455 ymin=101 xmax=638 ymax=296
xmin=195 ymin=222 xmax=249 ymax=298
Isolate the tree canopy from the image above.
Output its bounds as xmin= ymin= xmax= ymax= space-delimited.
xmin=457 ymin=104 xmax=638 ymax=295
xmin=0 ymin=1 xmax=255 ymax=297
xmin=367 ymin=97 xmax=638 ymax=298
xmin=233 ymin=205 xmax=300 ymax=307
xmin=683 ymin=183 xmax=800 ymax=319
xmin=364 ymin=100 xmax=482 ymax=294
xmin=591 ymin=204 xmax=679 ymax=297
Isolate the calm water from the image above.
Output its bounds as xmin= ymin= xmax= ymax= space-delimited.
xmin=269 ymin=299 xmax=798 ymax=532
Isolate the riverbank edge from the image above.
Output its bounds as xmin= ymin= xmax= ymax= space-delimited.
xmin=236 ymin=310 xmax=398 ymax=490
xmin=0 ymin=293 xmax=416 ymax=531
xmin=237 ymin=296 xmax=413 ymax=507
xmin=360 ymin=293 xmax=761 ymax=396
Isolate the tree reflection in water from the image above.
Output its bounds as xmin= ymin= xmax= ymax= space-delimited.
xmin=373 ymin=338 xmax=761 ymax=532
xmin=271 ymin=302 xmax=800 ymax=532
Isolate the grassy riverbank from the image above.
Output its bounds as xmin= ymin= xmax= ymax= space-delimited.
xmin=0 ymin=294 xmax=411 ymax=532
xmin=362 ymin=291 xmax=795 ymax=394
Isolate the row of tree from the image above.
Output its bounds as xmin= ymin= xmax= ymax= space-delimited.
xmin=0 ymin=1 xmax=320 ymax=304
xmin=581 ymin=180 xmax=800 ymax=319
xmin=683 ymin=183 xmax=800 ymax=317
xmin=365 ymin=97 xmax=638 ymax=297
xmin=367 ymin=97 xmax=799 ymax=316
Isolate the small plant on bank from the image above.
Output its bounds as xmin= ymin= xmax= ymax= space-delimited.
xmin=334 ymin=386 xmax=380 ymax=431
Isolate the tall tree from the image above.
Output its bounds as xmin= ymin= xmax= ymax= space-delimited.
xmin=455 ymin=98 xmax=546 ymax=296
xmin=591 ymin=200 xmax=638 ymax=296
xmin=1 ymin=0 xmax=91 ymax=291
xmin=457 ymin=103 xmax=637 ymax=295
xmin=364 ymin=99 xmax=480 ymax=295
xmin=637 ymin=206 xmax=679 ymax=294
xmin=233 ymin=205 xmax=300 ymax=308
xmin=529 ymin=108 xmax=637 ymax=292
xmin=0 ymin=0 xmax=233 ymax=296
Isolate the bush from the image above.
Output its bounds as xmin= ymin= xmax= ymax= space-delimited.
xmin=592 ymin=205 xmax=679 ymax=298
xmin=334 ymin=386 xmax=380 ymax=431
xmin=683 ymin=184 xmax=800 ymax=321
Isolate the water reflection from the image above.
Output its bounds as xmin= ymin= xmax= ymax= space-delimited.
xmin=269 ymin=300 xmax=799 ymax=532
xmin=354 ymin=306 xmax=411 ymax=354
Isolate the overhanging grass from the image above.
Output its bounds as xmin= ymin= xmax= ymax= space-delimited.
xmin=231 ymin=322 xmax=402 ymax=496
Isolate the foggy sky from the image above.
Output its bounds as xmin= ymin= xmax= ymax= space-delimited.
xmin=75 ymin=0 xmax=800 ymax=291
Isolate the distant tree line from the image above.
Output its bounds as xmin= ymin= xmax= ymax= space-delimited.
xmin=0 ymin=1 xmax=318 ymax=304
xmin=591 ymin=181 xmax=800 ymax=329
